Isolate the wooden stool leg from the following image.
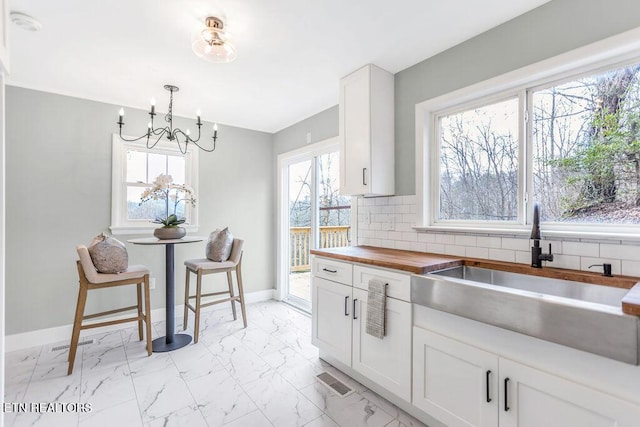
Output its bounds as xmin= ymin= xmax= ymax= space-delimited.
xmin=144 ymin=275 xmax=152 ymax=356
xmin=236 ymin=260 xmax=247 ymax=328
xmin=194 ymin=270 xmax=203 ymax=343
xmin=183 ymin=268 xmax=191 ymax=331
xmin=137 ymin=282 xmax=144 ymax=341
xmin=68 ymin=285 xmax=88 ymax=375
xmin=227 ymin=271 xmax=237 ymax=320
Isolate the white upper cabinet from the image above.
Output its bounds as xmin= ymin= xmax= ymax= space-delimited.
xmin=339 ymin=64 xmax=394 ymax=196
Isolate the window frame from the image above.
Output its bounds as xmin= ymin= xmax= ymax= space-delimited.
xmin=110 ymin=134 xmax=199 ymax=235
xmin=415 ymin=28 xmax=640 ymax=239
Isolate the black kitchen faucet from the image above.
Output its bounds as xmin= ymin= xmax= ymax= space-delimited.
xmin=531 ymin=203 xmax=554 ymax=268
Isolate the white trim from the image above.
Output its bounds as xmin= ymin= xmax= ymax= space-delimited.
xmin=110 ymin=134 xmax=200 ymax=233
xmin=5 ymin=289 xmax=275 ymax=352
xmin=415 ymin=26 xmax=640 ymax=237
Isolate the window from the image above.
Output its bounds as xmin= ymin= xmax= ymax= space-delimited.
xmin=438 ymin=97 xmax=519 ymax=222
xmin=418 ymin=31 xmax=640 ymax=236
xmin=110 ymin=135 xmax=199 ymax=234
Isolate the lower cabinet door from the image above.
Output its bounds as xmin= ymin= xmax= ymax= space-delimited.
xmin=499 ymin=358 xmax=640 ymax=427
xmin=413 ymin=327 xmax=499 ymax=427
xmin=311 ymin=277 xmax=352 ymax=366
xmin=351 ymin=288 xmax=412 ymax=401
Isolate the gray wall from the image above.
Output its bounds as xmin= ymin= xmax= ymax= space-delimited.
xmin=273 ymin=0 xmax=640 ymax=195
xmin=273 ymin=105 xmax=338 ymax=156
xmin=5 ymin=86 xmax=274 ymax=335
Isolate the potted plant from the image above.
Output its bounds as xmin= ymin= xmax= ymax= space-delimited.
xmin=139 ymin=174 xmax=196 ymax=240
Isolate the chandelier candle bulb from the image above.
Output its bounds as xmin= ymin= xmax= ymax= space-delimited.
xmin=118 ymin=108 xmax=124 ymax=123
xmin=150 ymin=97 xmax=156 ymax=114
xmin=196 ymin=109 xmax=201 ymax=125
xmin=213 ymin=123 xmax=218 ymax=139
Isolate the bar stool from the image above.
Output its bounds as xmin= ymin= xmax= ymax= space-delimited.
xmin=183 ymin=238 xmax=247 ymax=343
xmin=69 ymin=245 xmax=153 ymax=375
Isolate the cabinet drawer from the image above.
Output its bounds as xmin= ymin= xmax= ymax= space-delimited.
xmin=353 ymin=265 xmax=410 ymax=302
xmin=312 ymin=257 xmax=353 ymax=285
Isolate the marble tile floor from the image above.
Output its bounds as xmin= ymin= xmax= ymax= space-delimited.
xmin=4 ymin=300 xmax=426 ymax=427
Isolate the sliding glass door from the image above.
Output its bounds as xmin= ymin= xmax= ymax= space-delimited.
xmin=278 ymin=139 xmax=351 ymax=312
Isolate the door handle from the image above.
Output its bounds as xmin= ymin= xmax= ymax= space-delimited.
xmin=353 ymin=299 xmax=358 ymax=319
xmin=486 ymin=370 xmax=492 ymax=403
xmin=504 ymin=377 xmax=510 ymax=411
xmin=344 ymin=296 xmax=349 ymax=316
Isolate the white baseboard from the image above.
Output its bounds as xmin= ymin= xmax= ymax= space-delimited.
xmin=4 ymin=289 xmax=275 ymax=353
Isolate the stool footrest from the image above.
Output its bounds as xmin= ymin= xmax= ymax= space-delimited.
xmin=83 ymin=305 xmax=139 ymax=320
xmin=80 ymin=314 xmax=147 ymax=331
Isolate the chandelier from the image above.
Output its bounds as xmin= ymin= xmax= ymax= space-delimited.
xmin=117 ymin=85 xmax=218 ymax=154
xmin=191 ymin=16 xmax=237 ymax=63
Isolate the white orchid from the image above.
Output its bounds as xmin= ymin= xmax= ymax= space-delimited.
xmin=139 ymin=174 xmax=196 ymax=227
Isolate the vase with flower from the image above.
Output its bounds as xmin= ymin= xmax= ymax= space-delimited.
xmin=139 ymin=174 xmax=196 ymax=240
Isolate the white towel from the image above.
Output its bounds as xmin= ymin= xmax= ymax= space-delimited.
xmin=366 ymin=279 xmax=387 ymax=339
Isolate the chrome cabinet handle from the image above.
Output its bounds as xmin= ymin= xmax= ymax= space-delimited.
xmin=344 ymin=296 xmax=349 ymax=316
xmin=486 ymin=370 xmax=492 ymax=403
xmin=353 ymin=299 xmax=358 ymax=319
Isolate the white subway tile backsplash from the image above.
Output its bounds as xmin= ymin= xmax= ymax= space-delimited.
xmin=454 ymin=235 xmax=477 ymax=247
xmin=502 ymin=237 xmax=529 ymax=251
xmin=435 ymin=234 xmax=456 ymax=245
xmin=489 ymin=248 xmax=515 ymax=263
xmin=445 ymin=245 xmax=466 ymax=256
xmin=375 ymin=230 xmax=389 ymax=240
xmin=562 ymin=241 xmax=599 ymax=257
xmin=395 ymin=222 xmax=414 ymax=232
xmin=515 ymin=251 xmax=530 ymax=265
xmin=426 ymin=243 xmax=446 ymax=254
xmin=394 ymin=204 xmax=413 ymax=214
xmin=549 ymin=254 xmax=580 ymax=270
xmin=466 ymin=246 xmax=489 ymax=259
xmin=402 ymin=213 xmax=417 ymax=224
xmin=356 ymin=198 xmax=640 ymax=278
xmin=401 ymin=232 xmax=418 ymax=242
xmin=477 ymin=236 xmax=502 ymax=249
xmin=395 ymin=241 xmax=412 ymax=251
xmin=600 ymin=243 xmax=640 ymax=261
xmin=418 ymin=233 xmax=436 ymax=243
xmin=410 ymin=242 xmax=428 ymax=252
xmin=621 ymin=260 xmax=640 ymax=277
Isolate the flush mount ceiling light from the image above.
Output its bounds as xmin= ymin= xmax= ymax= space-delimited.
xmin=192 ymin=16 xmax=237 ymax=63
xmin=10 ymin=12 xmax=42 ymax=32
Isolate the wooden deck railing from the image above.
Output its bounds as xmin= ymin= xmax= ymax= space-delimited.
xmin=290 ymin=226 xmax=350 ymax=271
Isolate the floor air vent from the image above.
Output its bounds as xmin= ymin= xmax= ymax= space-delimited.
xmin=316 ymin=372 xmax=354 ymax=397
xmin=51 ymin=339 xmax=94 ymax=352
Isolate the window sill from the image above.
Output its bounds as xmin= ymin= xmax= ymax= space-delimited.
xmin=412 ymin=224 xmax=640 ymax=242
xmin=110 ymin=224 xmax=199 ymax=236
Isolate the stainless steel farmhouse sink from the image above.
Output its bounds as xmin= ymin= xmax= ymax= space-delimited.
xmin=411 ymin=266 xmax=640 ymax=364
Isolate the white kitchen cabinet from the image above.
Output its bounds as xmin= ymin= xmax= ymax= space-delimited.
xmin=413 ymin=326 xmax=640 ymax=427
xmin=311 ymin=277 xmax=352 ymax=367
xmin=413 ymin=327 xmax=498 ymax=427
xmin=352 ymin=287 xmax=412 ymax=401
xmin=311 ymin=257 xmax=412 ymax=402
xmin=499 ymin=358 xmax=640 ymax=427
xmin=339 ymin=64 xmax=394 ymax=196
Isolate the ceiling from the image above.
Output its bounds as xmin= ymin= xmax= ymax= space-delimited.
xmin=7 ymin=0 xmax=550 ymax=133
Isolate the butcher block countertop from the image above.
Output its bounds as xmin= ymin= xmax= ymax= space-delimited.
xmin=310 ymin=245 xmax=640 ymax=315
